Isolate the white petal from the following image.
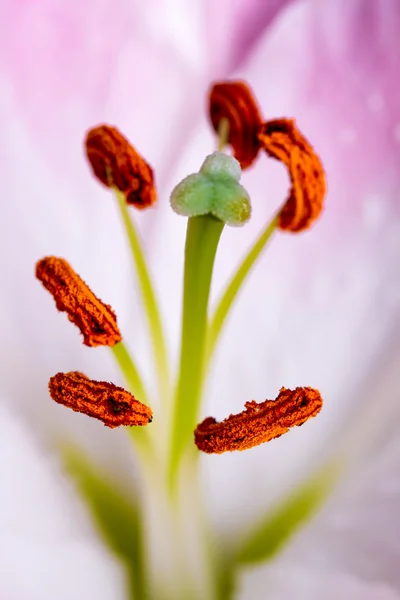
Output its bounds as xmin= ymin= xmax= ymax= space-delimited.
xmin=0 ymin=536 xmax=126 ymax=600
xmin=238 ymin=565 xmax=400 ymax=600
xmin=274 ymin=430 xmax=400 ymax=592
xmin=238 ymin=374 xmax=400 ymax=596
xmin=0 ymin=404 xmax=126 ymax=599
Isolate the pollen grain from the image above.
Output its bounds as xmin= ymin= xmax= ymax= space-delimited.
xmin=194 ymin=387 xmax=322 ymax=453
xmin=36 ymin=256 xmax=121 ymax=347
xmin=257 ymin=119 xmax=326 ymax=232
xmin=85 ymin=124 xmax=156 ymax=209
xmin=209 ymin=81 xmax=263 ymax=169
xmin=49 ymin=372 xmax=152 ymax=428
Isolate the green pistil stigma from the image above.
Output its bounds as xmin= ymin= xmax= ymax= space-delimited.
xmin=170 ymin=152 xmax=251 ymax=227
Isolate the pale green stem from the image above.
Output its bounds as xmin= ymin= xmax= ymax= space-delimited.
xmin=217 ymin=118 xmax=230 ymax=151
xmin=112 ymin=341 xmax=148 ymax=403
xmin=62 ymin=446 xmax=147 ymax=600
xmin=115 ymin=189 xmax=169 ymax=398
xmin=169 ymin=215 xmax=224 ymax=484
xmin=206 ymin=214 xmax=278 ymax=367
xmin=111 ymin=341 xmax=152 ymax=453
xmin=235 ymin=460 xmax=341 ymax=565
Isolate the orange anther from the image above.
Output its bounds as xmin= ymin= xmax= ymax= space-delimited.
xmin=195 ymin=387 xmax=322 ymax=453
xmin=36 ymin=256 xmax=121 ymax=347
xmin=209 ymin=81 xmax=263 ymax=169
xmin=85 ymin=125 xmax=156 ymax=209
xmin=49 ymin=372 xmax=152 ymax=428
xmin=258 ymin=119 xmax=326 ymax=232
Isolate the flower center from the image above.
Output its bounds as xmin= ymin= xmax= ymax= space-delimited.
xmin=34 ymin=79 xmax=329 ymax=600
xmin=35 ymin=80 xmax=326 ymax=473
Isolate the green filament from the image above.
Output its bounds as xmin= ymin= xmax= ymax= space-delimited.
xmin=115 ymin=189 xmax=169 ymax=398
xmin=111 ymin=341 xmax=152 ymax=452
xmin=63 ymin=447 xmax=146 ymax=600
xmin=206 ymin=214 xmax=278 ymax=366
xmin=217 ymin=118 xmax=230 ymax=152
xmin=235 ymin=461 xmax=340 ymax=565
xmin=112 ymin=341 xmax=148 ymax=403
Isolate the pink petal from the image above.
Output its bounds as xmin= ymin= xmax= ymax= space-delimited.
xmin=149 ymin=0 xmax=400 ymax=541
xmin=203 ymin=0 xmax=294 ymax=70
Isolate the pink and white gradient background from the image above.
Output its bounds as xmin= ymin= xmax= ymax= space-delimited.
xmin=1 ymin=1 xmax=400 ymax=598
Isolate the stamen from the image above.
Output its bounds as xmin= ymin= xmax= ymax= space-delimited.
xmin=257 ymin=119 xmax=326 ymax=232
xmin=194 ymin=387 xmax=322 ymax=453
xmin=36 ymin=256 xmax=121 ymax=347
xmin=209 ymin=81 xmax=263 ymax=169
xmin=85 ymin=125 xmax=157 ymax=209
xmin=48 ymin=372 xmax=153 ymax=427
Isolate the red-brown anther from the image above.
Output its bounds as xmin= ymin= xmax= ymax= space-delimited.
xmin=257 ymin=119 xmax=326 ymax=232
xmin=85 ymin=125 xmax=157 ymax=209
xmin=49 ymin=372 xmax=152 ymax=428
xmin=194 ymin=387 xmax=322 ymax=454
xmin=36 ymin=256 xmax=121 ymax=347
xmin=209 ymin=81 xmax=263 ymax=169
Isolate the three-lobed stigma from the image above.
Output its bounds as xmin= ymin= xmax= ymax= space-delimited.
xmin=170 ymin=151 xmax=251 ymax=226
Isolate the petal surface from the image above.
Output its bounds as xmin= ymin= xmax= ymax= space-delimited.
xmin=277 ymin=427 xmax=400 ymax=591
xmin=239 ymin=566 xmax=400 ymax=600
xmin=148 ymin=0 xmax=400 ymax=543
xmin=0 ymin=1 xmax=290 ymax=456
xmin=1 ymin=0 xmax=400 ymax=569
xmin=0 ymin=404 xmax=126 ymax=599
xmin=238 ymin=413 xmax=400 ymax=597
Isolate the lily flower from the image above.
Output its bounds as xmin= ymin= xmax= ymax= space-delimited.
xmin=1 ymin=1 xmax=400 ymax=599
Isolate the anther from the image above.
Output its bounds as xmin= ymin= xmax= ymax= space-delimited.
xmin=49 ymin=372 xmax=152 ymax=427
xmin=194 ymin=387 xmax=322 ymax=453
xmin=36 ymin=256 xmax=121 ymax=347
xmin=257 ymin=119 xmax=326 ymax=232
xmin=85 ymin=125 xmax=157 ymax=209
xmin=209 ymin=81 xmax=263 ymax=169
